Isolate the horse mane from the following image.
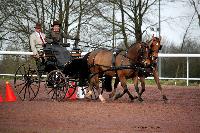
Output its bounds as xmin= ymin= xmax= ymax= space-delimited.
xmin=128 ymin=42 xmax=147 ymax=51
xmin=96 ymin=48 xmax=108 ymax=51
xmin=128 ymin=41 xmax=147 ymax=48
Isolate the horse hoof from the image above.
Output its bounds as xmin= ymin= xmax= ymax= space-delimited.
xmin=114 ymin=93 xmax=121 ymax=100
xmin=129 ymin=96 xmax=138 ymax=101
xmin=163 ymin=95 xmax=168 ymax=101
xmin=138 ymin=97 xmax=144 ymax=102
xmin=133 ymin=96 xmax=138 ymax=99
xmin=101 ymin=100 xmax=106 ymax=103
xmin=84 ymin=93 xmax=92 ymax=100
xmin=109 ymin=94 xmax=114 ymax=99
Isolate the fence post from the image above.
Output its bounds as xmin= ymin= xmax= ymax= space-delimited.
xmin=187 ymin=57 xmax=189 ymax=86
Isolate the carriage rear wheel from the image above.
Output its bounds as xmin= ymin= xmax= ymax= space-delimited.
xmin=14 ymin=63 xmax=40 ymax=101
xmin=45 ymin=70 xmax=69 ymax=101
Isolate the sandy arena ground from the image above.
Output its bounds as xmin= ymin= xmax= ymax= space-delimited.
xmin=0 ymin=80 xmax=200 ymax=133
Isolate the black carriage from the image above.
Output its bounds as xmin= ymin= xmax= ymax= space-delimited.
xmin=14 ymin=42 xmax=96 ymax=101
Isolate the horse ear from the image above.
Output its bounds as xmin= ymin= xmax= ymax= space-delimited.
xmin=152 ymin=34 xmax=154 ymax=39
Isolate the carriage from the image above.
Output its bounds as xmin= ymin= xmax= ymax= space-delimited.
xmin=13 ymin=41 xmax=98 ymax=101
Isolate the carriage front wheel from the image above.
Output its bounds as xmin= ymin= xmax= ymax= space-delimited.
xmin=45 ymin=70 xmax=71 ymax=101
xmin=14 ymin=63 xmax=40 ymax=101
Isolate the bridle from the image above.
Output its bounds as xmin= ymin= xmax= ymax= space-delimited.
xmin=137 ymin=42 xmax=150 ymax=66
xmin=148 ymin=37 xmax=162 ymax=63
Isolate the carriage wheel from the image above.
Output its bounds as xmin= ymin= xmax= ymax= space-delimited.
xmin=14 ymin=63 xmax=40 ymax=101
xmin=45 ymin=70 xmax=68 ymax=101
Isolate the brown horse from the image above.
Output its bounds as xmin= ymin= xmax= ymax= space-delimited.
xmin=135 ymin=35 xmax=168 ymax=101
xmin=111 ymin=35 xmax=168 ymax=102
xmin=86 ymin=42 xmax=150 ymax=102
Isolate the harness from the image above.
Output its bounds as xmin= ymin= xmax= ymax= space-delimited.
xmin=141 ymin=41 xmax=162 ymax=77
xmin=111 ymin=48 xmax=123 ymax=68
xmin=88 ymin=44 xmax=148 ymax=79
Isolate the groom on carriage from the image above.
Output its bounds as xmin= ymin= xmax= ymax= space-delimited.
xmin=30 ymin=22 xmax=46 ymax=58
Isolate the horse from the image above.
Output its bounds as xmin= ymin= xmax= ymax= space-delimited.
xmin=109 ymin=35 xmax=168 ymax=102
xmin=86 ymin=42 xmax=150 ymax=102
xmin=135 ymin=35 xmax=168 ymax=101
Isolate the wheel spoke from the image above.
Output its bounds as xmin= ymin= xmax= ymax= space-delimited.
xmin=29 ymin=86 xmax=37 ymax=99
xmin=28 ymin=85 xmax=31 ymax=99
xmin=18 ymin=84 xmax=26 ymax=95
xmin=23 ymin=85 xmax=27 ymax=100
xmin=47 ymin=88 xmax=54 ymax=95
xmin=15 ymin=82 xmax=26 ymax=88
xmin=52 ymin=90 xmax=57 ymax=99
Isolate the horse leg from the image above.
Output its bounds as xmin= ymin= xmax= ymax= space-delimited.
xmin=114 ymin=76 xmax=135 ymax=101
xmin=153 ymin=68 xmax=168 ymax=101
xmin=86 ymin=74 xmax=106 ymax=102
xmin=86 ymin=75 xmax=98 ymax=98
xmin=109 ymin=77 xmax=119 ymax=98
xmin=95 ymin=75 xmax=106 ymax=102
xmin=138 ymin=77 xmax=146 ymax=102
xmin=132 ymin=76 xmax=139 ymax=96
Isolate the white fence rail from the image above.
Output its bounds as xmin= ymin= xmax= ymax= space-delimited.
xmin=0 ymin=51 xmax=200 ymax=86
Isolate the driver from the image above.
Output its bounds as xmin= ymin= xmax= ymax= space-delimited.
xmin=45 ymin=20 xmax=78 ymax=67
xmin=46 ymin=20 xmax=76 ymax=45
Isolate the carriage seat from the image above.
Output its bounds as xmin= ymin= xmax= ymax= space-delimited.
xmin=71 ymin=47 xmax=82 ymax=59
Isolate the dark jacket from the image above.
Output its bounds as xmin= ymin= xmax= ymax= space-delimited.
xmin=46 ymin=29 xmax=73 ymax=44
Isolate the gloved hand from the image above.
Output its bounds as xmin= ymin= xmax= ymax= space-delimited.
xmin=33 ymin=54 xmax=39 ymax=59
xmin=46 ymin=39 xmax=53 ymax=44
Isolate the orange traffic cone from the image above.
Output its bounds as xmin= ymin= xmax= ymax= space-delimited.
xmin=5 ymin=81 xmax=17 ymax=102
xmin=66 ymin=82 xmax=77 ymax=100
xmin=0 ymin=92 xmax=3 ymax=102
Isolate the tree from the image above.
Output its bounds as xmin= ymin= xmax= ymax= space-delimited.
xmin=91 ymin=0 xmax=159 ymax=48
xmin=189 ymin=0 xmax=200 ymax=27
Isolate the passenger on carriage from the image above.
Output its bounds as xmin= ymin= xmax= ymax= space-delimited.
xmin=29 ymin=23 xmax=47 ymax=74
xmin=30 ymin=23 xmax=46 ymax=58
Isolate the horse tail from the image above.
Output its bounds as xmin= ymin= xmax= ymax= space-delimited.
xmin=102 ymin=75 xmax=112 ymax=92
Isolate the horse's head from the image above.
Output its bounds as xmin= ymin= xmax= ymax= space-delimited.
xmin=148 ymin=34 xmax=162 ymax=61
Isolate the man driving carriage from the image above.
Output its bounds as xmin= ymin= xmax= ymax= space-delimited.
xmin=45 ymin=20 xmax=79 ymax=68
xmin=30 ymin=21 xmax=79 ymax=75
xmin=46 ymin=20 xmax=76 ymax=45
